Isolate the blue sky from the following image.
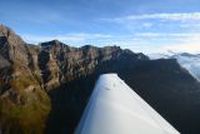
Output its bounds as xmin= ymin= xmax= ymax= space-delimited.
xmin=1 ymin=0 xmax=200 ymax=54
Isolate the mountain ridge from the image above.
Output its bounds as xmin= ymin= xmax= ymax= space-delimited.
xmin=1 ymin=24 xmax=200 ymax=134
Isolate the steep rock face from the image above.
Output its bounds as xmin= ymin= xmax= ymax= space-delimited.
xmin=38 ymin=40 xmax=148 ymax=91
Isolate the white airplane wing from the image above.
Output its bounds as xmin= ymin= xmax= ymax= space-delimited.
xmin=75 ymin=74 xmax=180 ymax=134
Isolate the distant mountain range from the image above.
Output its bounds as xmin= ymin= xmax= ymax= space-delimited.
xmin=1 ymin=24 xmax=200 ymax=134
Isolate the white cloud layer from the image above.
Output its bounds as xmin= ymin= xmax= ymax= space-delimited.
xmin=99 ymin=12 xmax=200 ymax=54
xmin=103 ymin=12 xmax=200 ymax=22
xmin=129 ymin=33 xmax=200 ymax=54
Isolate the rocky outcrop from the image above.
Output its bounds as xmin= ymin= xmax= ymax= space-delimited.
xmin=0 ymin=25 xmax=200 ymax=134
xmin=0 ymin=25 xmax=50 ymax=134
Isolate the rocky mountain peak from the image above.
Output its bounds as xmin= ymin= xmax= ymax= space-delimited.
xmin=40 ymin=40 xmax=75 ymax=53
xmin=81 ymin=45 xmax=99 ymax=50
xmin=0 ymin=24 xmax=13 ymax=37
xmin=41 ymin=39 xmax=64 ymax=47
xmin=0 ymin=24 xmax=25 ymax=45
